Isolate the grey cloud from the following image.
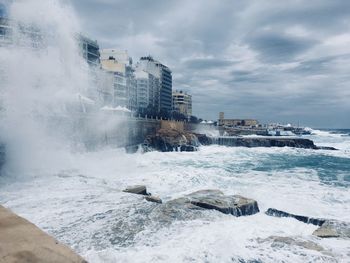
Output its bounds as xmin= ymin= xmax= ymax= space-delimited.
xmin=184 ymin=58 xmax=234 ymax=70
xmin=70 ymin=0 xmax=350 ymax=128
xmin=246 ymin=33 xmax=317 ymax=62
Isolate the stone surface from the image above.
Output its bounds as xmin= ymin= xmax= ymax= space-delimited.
xmin=215 ymin=137 xmax=318 ymax=149
xmin=313 ymin=220 xmax=350 ymax=239
xmin=257 ymin=236 xmax=326 ymax=253
xmin=193 ymin=133 xmax=213 ymax=146
xmin=123 ymin=185 xmax=148 ymax=195
xmin=144 ymin=128 xmax=199 ymax=152
xmin=265 ymin=208 xmax=326 ymax=226
xmin=172 ymin=189 xmax=259 ymax=217
xmin=145 ymin=195 xmax=163 ymax=204
xmin=0 ymin=205 xmax=86 ymax=263
xmin=266 ymin=208 xmax=350 ymax=239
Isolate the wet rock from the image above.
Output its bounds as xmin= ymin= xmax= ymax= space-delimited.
xmin=266 ymin=208 xmax=350 ymax=239
xmin=258 ymin=236 xmax=325 ymax=253
xmin=144 ymin=128 xmax=199 ymax=152
xmin=265 ymin=208 xmax=326 ymax=226
xmin=315 ymin=146 xmax=338 ymax=150
xmin=123 ymin=185 xmax=148 ymax=196
xmin=215 ymin=137 xmax=318 ymax=149
xmin=193 ymin=133 xmax=213 ymax=146
xmin=145 ymin=195 xmax=162 ymax=204
xmin=170 ymin=190 xmax=259 ymax=217
xmin=313 ymin=220 xmax=350 ymax=238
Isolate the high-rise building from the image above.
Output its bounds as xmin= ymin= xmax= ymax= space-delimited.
xmin=78 ymin=34 xmax=100 ymax=67
xmin=100 ymin=49 xmax=137 ymax=111
xmin=137 ymin=56 xmax=172 ymax=115
xmin=172 ymin=90 xmax=192 ymax=118
xmin=134 ymin=69 xmax=149 ymax=110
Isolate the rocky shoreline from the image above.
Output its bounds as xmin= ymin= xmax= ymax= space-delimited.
xmin=141 ymin=128 xmax=337 ymax=152
xmin=123 ymin=185 xmax=350 ymax=240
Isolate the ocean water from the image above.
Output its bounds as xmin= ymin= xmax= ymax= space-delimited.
xmin=0 ymin=129 xmax=349 ymax=263
xmin=1 ymin=1 xmax=350 ymax=262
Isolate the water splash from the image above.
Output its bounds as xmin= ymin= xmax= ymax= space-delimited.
xmin=0 ymin=0 xmax=126 ymax=178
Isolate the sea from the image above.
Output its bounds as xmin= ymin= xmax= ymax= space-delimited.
xmin=0 ymin=129 xmax=349 ymax=263
xmin=0 ymin=1 xmax=349 ymax=262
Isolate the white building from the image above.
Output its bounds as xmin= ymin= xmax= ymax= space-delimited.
xmin=172 ymin=90 xmax=192 ymax=118
xmin=135 ymin=69 xmax=149 ymax=109
xmin=136 ymin=56 xmax=172 ymax=114
xmin=100 ymin=49 xmax=137 ymax=111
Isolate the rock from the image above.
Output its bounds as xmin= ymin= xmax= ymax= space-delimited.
xmin=193 ymin=133 xmax=213 ymax=145
xmin=315 ymin=146 xmax=338 ymax=150
xmin=172 ymin=190 xmax=259 ymax=217
xmin=313 ymin=220 xmax=350 ymax=238
xmin=144 ymin=128 xmax=199 ymax=152
xmin=257 ymin=236 xmax=325 ymax=253
xmin=145 ymin=195 xmax=163 ymax=204
xmin=215 ymin=137 xmax=318 ymax=149
xmin=266 ymin=208 xmax=350 ymax=239
xmin=0 ymin=205 xmax=86 ymax=263
xmin=265 ymin=208 xmax=326 ymax=226
xmin=123 ymin=185 xmax=148 ymax=195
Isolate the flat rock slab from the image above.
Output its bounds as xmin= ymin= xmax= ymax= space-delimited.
xmin=123 ymin=185 xmax=148 ymax=195
xmin=313 ymin=220 xmax=350 ymax=239
xmin=172 ymin=190 xmax=259 ymax=217
xmin=266 ymin=208 xmax=350 ymax=239
xmin=257 ymin=236 xmax=326 ymax=253
xmin=0 ymin=205 xmax=86 ymax=263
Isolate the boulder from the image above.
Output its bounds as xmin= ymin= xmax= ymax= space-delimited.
xmin=145 ymin=195 xmax=163 ymax=204
xmin=171 ymin=190 xmax=259 ymax=217
xmin=123 ymin=185 xmax=148 ymax=196
xmin=313 ymin=220 xmax=350 ymax=238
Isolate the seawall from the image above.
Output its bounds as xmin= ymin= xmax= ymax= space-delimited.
xmin=0 ymin=205 xmax=86 ymax=263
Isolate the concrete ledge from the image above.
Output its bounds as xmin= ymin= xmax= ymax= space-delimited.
xmin=0 ymin=205 xmax=86 ymax=263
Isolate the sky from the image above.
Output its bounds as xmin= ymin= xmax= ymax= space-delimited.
xmin=71 ymin=0 xmax=349 ymax=127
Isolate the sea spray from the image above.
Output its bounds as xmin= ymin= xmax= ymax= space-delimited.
xmin=0 ymin=0 xmax=127 ymax=177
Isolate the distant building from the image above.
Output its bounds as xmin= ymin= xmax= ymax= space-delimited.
xmin=100 ymin=50 xmax=137 ymax=111
xmin=138 ymin=56 xmax=172 ymax=114
xmin=78 ymin=34 xmax=100 ymax=67
xmin=0 ymin=14 xmax=42 ymax=48
xmin=218 ymin=112 xmax=258 ymax=127
xmin=134 ymin=69 xmax=149 ymax=109
xmin=172 ymin=90 xmax=192 ymax=118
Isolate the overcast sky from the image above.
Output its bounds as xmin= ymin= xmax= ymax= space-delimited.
xmin=69 ymin=0 xmax=350 ymax=128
